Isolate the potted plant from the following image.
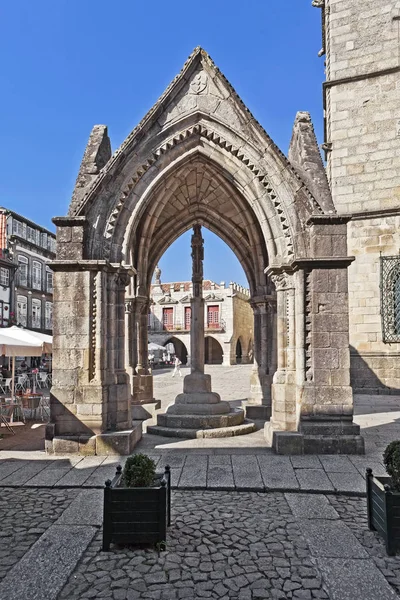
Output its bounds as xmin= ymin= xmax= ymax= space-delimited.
xmin=102 ymin=454 xmax=170 ymax=551
xmin=367 ymin=440 xmax=400 ymax=555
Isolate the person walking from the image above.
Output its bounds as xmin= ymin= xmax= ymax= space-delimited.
xmin=172 ymin=356 xmax=182 ymax=377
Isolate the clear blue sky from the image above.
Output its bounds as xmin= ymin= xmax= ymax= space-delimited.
xmin=1 ymin=1 xmax=325 ymax=287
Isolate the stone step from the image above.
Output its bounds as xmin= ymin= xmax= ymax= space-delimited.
xmin=166 ymin=401 xmax=231 ymax=415
xmin=156 ymin=408 xmax=245 ymax=429
xmin=147 ymin=420 xmax=256 ymax=439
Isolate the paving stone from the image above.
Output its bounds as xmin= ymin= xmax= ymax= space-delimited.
xmin=318 ymin=456 xmax=358 ymax=474
xmin=318 ymin=558 xmax=398 ymax=600
xmin=285 ymin=494 xmax=339 ymax=520
xmin=55 ymin=457 xmax=106 ymax=486
xmin=178 ymin=455 xmax=207 ymax=487
xmin=56 ymin=490 xmax=103 ymax=526
xmin=0 ymin=524 xmax=96 ymax=600
xmin=207 ymin=455 xmax=234 ymax=488
xmin=1 ymin=461 xmax=53 ymax=485
xmin=257 ymin=455 xmax=299 ymax=490
xmin=231 ymin=455 xmax=263 ymax=490
xmin=23 ymin=467 xmax=74 ymax=487
xmin=299 ymin=519 xmax=368 ymax=558
xmin=295 ymin=469 xmax=334 ymax=492
xmin=349 ymin=456 xmax=386 ymax=477
xmin=326 ymin=471 xmax=366 ymax=494
xmin=290 ymin=456 xmax=322 ymax=470
xmin=0 ymin=460 xmax=29 ymax=481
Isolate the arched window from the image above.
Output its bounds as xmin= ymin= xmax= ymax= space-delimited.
xmin=32 ymin=261 xmax=42 ymax=290
xmin=32 ymin=299 xmax=42 ymax=329
xmin=17 ymin=295 xmax=27 ymax=327
xmin=18 ymin=255 xmax=28 ymax=287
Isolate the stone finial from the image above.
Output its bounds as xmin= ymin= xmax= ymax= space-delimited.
xmin=288 ymin=111 xmax=335 ymax=214
xmin=154 ymin=265 xmax=161 ymax=284
xmin=68 ymin=125 xmax=112 ymax=216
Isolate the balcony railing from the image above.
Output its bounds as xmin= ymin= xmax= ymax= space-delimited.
xmin=148 ymin=318 xmax=226 ymax=333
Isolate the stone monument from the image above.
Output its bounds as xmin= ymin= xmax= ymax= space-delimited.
xmin=147 ymin=225 xmax=255 ymax=438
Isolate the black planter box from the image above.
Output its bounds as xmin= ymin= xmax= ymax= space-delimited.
xmin=366 ymin=467 xmax=400 ymax=555
xmin=103 ymin=464 xmax=171 ymax=551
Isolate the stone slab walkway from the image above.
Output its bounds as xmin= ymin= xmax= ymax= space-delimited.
xmin=0 ymin=450 xmax=385 ymax=494
xmin=1 ymin=488 xmax=400 ymax=600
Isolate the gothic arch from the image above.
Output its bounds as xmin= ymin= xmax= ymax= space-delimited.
xmin=49 ymin=47 xmax=361 ymax=456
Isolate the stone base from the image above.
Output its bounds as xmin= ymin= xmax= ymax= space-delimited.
xmin=156 ymin=408 xmax=245 ymax=429
xmin=131 ymin=400 xmax=161 ymax=421
xmin=242 ymin=401 xmax=271 ymax=420
xmin=264 ymin=421 xmax=365 ymax=455
xmin=147 ymin=420 xmax=256 ymax=439
xmin=46 ymin=422 xmax=143 ymax=456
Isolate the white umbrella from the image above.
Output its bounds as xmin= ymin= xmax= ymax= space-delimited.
xmin=148 ymin=342 xmax=166 ymax=351
xmin=0 ymin=327 xmax=51 ymax=400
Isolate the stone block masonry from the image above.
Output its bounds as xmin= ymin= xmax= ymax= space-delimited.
xmin=323 ymin=0 xmax=400 ymax=393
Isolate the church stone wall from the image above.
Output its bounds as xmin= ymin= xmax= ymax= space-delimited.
xmin=324 ymin=0 xmax=400 ymax=392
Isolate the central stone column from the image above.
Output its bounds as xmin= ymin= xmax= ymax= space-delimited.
xmin=178 ymin=224 xmax=219 ymax=399
xmin=148 ymin=225 xmax=253 ymax=438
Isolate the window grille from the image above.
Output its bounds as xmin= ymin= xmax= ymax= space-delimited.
xmin=381 ymin=255 xmax=400 ymax=343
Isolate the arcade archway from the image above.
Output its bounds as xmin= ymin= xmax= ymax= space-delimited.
xmin=49 ymin=47 xmax=361 ymax=455
xmin=164 ymin=337 xmax=188 ymax=365
xmin=205 ymin=336 xmax=223 ymax=365
xmin=236 ymin=338 xmax=243 ymax=364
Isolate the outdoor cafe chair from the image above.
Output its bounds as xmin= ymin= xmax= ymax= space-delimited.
xmin=19 ymin=395 xmax=42 ymax=421
xmin=37 ymin=372 xmax=50 ymax=388
xmin=0 ymin=401 xmax=15 ymax=435
xmin=3 ymin=378 xmax=12 ymax=394
xmin=15 ymin=375 xmax=28 ymax=393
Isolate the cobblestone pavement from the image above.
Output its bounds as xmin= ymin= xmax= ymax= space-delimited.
xmin=0 ymin=488 xmax=76 ymax=582
xmin=0 ymin=488 xmax=394 ymax=600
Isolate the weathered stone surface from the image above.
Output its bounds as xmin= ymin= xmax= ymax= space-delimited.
xmin=318 ymin=559 xmax=398 ymax=600
xmin=285 ymin=494 xmax=339 ymax=520
xmin=299 ymin=520 xmax=368 ymax=559
xmin=0 ymin=524 xmax=96 ymax=600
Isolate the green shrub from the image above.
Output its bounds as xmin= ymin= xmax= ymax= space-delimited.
xmin=122 ymin=453 xmax=156 ymax=488
xmin=383 ymin=441 xmax=400 ymax=491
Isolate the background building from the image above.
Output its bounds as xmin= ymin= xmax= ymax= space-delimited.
xmin=0 ymin=211 xmax=17 ymax=327
xmin=318 ymin=0 xmax=400 ymax=393
xmin=148 ymin=271 xmax=253 ymax=366
xmin=0 ymin=207 xmax=56 ymax=333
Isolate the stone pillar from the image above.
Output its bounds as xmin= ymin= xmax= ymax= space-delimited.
xmin=46 ymin=247 xmax=140 ymax=454
xmin=268 ymin=272 xmax=297 ymax=433
xmin=124 ymin=298 xmax=135 ymax=385
xmin=131 ymin=296 xmax=154 ymax=404
xmin=246 ymin=296 xmax=274 ymax=419
xmin=265 ymin=216 xmax=365 ymax=454
xmin=190 ymin=293 xmax=205 ymax=374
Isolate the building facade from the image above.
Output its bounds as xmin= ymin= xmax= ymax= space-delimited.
xmin=0 ymin=211 xmax=17 ymax=327
xmin=316 ymin=0 xmax=400 ymax=393
xmin=0 ymin=208 xmax=56 ymax=333
xmin=148 ymin=274 xmax=253 ymax=366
